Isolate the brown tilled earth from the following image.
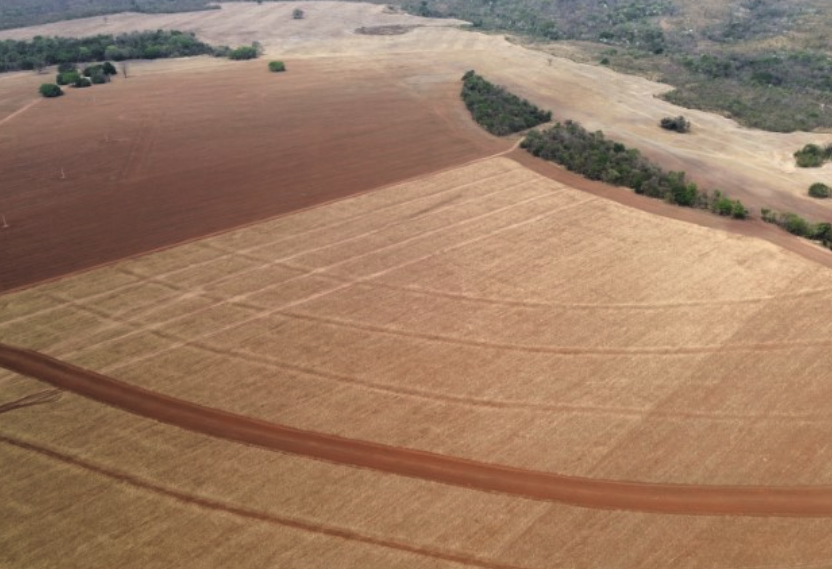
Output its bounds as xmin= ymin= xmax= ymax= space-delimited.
xmin=0 ymin=55 xmax=504 ymax=292
xmin=3 ymin=3 xmax=832 ymax=568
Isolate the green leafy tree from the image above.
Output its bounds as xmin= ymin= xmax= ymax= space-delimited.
xmin=228 ymin=45 xmax=258 ymax=60
xmin=808 ymin=182 xmax=831 ymax=198
xmin=268 ymin=60 xmax=286 ymax=72
xmin=39 ymin=83 xmax=62 ymax=97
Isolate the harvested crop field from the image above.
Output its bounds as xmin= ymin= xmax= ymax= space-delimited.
xmin=0 ymin=53 xmax=504 ymax=292
xmin=4 ymin=3 xmax=832 ymax=567
xmin=4 ymin=157 xmax=832 ymax=567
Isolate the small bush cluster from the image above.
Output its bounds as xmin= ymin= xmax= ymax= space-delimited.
xmin=808 ymin=182 xmax=831 ymax=199
xmin=461 ymin=70 xmax=552 ymax=136
xmin=762 ymin=208 xmax=832 ymax=249
xmin=39 ymin=83 xmax=63 ymax=98
xmin=54 ymin=62 xmax=115 ymax=89
xmin=794 ymin=143 xmax=832 ymax=168
xmin=659 ymin=115 xmax=690 ymax=133
xmin=226 ymin=42 xmax=263 ymax=61
xmin=268 ymin=60 xmax=286 ymax=72
xmin=521 ymin=120 xmax=748 ymax=217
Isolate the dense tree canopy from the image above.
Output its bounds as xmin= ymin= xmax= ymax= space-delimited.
xmin=461 ymin=71 xmax=551 ymax=136
xmin=0 ymin=30 xmax=216 ymax=72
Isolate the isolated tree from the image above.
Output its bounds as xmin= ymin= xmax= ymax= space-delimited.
xmin=268 ymin=60 xmax=286 ymax=72
xmin=809 ymin=182 xmax=831 ymax=198
xmin=794 ymin=144 xmax=825 ymax=167
xmin=660 ymin=115 xmax=690 ymax=133
xmin=293 ymin=8 xmax=305 ymax=19
xmin=39 ymin=83 xmax=63 ymax=98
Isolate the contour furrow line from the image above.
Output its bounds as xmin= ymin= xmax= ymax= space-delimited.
xmin=0 ymin=434 xmax=527 ymax=569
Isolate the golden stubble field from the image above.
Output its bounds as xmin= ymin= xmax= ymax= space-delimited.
xmin=4 ymin=157 xmax=832 ymax=567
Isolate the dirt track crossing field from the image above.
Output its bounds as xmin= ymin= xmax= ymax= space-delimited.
xmin=6 ymin=343 xmax=832 ymax=517
xmin=4 ymin=156 xmax=832 ymax=567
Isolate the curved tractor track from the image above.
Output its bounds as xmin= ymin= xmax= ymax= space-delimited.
xmin=3 ymin=343 xmax=832 ymax=518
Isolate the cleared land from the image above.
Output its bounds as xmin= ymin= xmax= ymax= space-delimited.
xmin=2 ymin=2 xmax=831 ymax=224
xmin=4 ymin=156 xmax=832 ymax=567
xmin=0 ymin=53 xmax=504 ymax=291
xmin=3 ymin=3 xmax=832 ymax=568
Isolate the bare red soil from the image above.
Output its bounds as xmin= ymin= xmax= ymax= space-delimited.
xmin=0 ymin=58 xmax=505 ymax=292
xmin=4 ymin=342 xmax=832 ymax=518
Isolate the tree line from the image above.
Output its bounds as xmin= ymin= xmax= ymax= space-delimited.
xmin=0 ymin=30 xmax=216 ymax=72
xmin=762 ymin=209 xmax=832 ymax=251
xmin=461 ymin=70 xmax=551 ymax=136
xmin=521 ymin=120 xmax=748 ymax=218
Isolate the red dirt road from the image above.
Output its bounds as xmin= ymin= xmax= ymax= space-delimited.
xmin=4 ymin=342 xmax=832 ymax=518
xmin=0 ymin=58 xmax=504 ymax=292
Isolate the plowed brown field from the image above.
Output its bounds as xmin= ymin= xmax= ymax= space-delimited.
xmin=0 ymin=55 xmax=504 ymax=292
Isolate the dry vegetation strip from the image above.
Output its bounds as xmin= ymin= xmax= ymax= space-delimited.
xmin=5 ymin=343 xmax=832 ymax=517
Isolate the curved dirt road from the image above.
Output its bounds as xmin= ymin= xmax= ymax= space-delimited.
xmin=3 ymin=342 xmax=832 ymax=517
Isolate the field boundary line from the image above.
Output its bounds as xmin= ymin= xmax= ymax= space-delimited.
xmin=189 ymin=342 xmax=827 ymax=423
xmin=0 ymin=141 xmax=520 ymax=295
xmin=279 ymin=310 xmax=832 ymax=357
xmin=0 ymin=98 xmax=40 ymax=128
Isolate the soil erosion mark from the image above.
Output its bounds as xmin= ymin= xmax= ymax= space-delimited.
xmin=3 ymin=343 xmax=832 ymax=518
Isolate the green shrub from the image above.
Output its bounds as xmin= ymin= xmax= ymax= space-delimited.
xmin=82 ymin=64 xmax=102 ymax=77
xmin=659 ymin=115 xmax=690 ymax=133
xmin=779 ymin=212 xmax=811 ymax=237
xmin=102 ymin=61 xmax=117 ymax=75
xmin=268 ymin=60 xmax=286 ymax=72
xmin=39 ymin=83 xmax=63 ymax=98
xmin=229 ymin=45 xmax=258 ymax=60
xmin=74 ymin=76 xmax=92 ymax=88
xmin=808 ymin=182 xmax=831 ymax=198
xmin=731 ymin=200 xmax=749 ymax=219
xmin=56 ymin=70 xmax=80 ymax=85
xmin=794 ymin=144 xmax=831 ymax=168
